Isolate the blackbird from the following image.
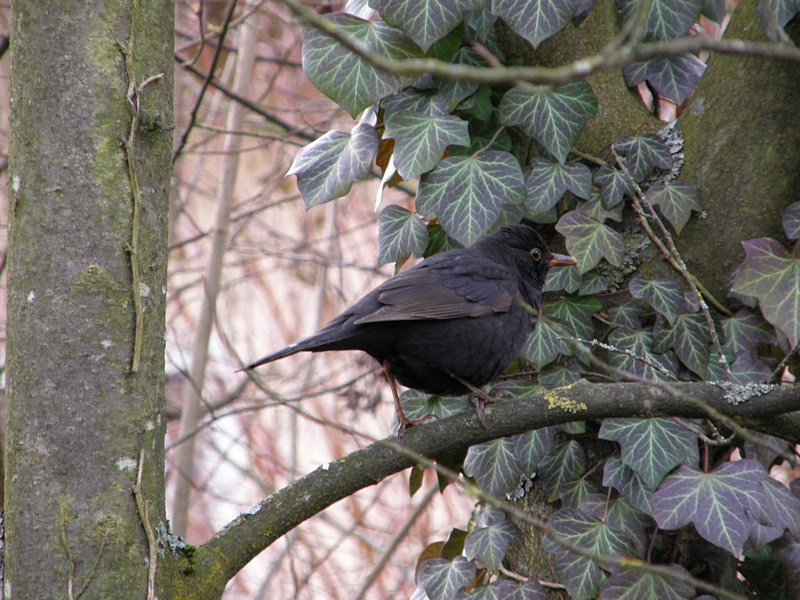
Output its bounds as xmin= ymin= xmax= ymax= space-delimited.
xmin=245 ymin=224 xmax=577 ymax=433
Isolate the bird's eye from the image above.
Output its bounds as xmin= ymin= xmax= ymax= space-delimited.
xmin=529 ymin=248 xmax=542 ymax=261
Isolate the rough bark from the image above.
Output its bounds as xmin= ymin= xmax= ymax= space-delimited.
xmin=5 ymin=1 xmax=173 ymax=598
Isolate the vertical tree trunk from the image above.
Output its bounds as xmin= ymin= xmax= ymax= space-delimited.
xmin=5 ymin=1 xmax=173 ymax=598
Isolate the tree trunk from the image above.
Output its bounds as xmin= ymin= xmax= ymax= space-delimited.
xmin=5 ymin=0 xmax=173 ymax=598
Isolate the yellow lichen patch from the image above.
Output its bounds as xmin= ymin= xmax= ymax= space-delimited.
xmin=544 ymin=383 xmax=587 ymax=414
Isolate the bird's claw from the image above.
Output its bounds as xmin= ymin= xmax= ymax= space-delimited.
xmin=396 ymin=413 xmax=436 ymax=437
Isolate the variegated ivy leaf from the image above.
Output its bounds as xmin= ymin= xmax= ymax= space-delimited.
xmin=464 ymin=437 xmax=523 ymax=497
xmin=729 ymin=350 xmax=773 ymax=385
xmin=732 ymin=237 xmax=800 ymax=346
xmin=499 ymin=81 xmax=598 ymax=164
xmin=512 ymin=426 xmax=557 ymax=475
xmin=604 ymin=456 xmax=654 ymax=515
xmin=465 ymin=7 xmax=499 ymax=41
xmin=722 ymin=308 xmax=776 ymax=354
xmin=369 ymin=0 xmax=484 ymax=51
xmin=539 ymin=363 xmax=583 ymax=387
xmin=417 ymin=151 xmax=525 ymax=246
xmin=303 ymin=14 xmax=425 ymax=117
xmin=594 ymin=164 xmax=634 ymax=209
xmin=433 ymin=47 xmax=488 ymax=106
xmin=492 ymin=0 xmax=579 ymax=48
xmin=545 ymin=295 xmax=603 ymax=342
xmin=580 ymin=494 xmax=650 ymax=556
xmin=608 ymin=302 xmax=646 ymax=330
xmin=622 ymin=53 xmax=707 ymax=105
xmin=376 ymin=205 xmax=429 ymax=266
xmin=578 ymin=272 xmax=609 ymax=295
xmin=575 ymin=189 xmax=624 ymax=223
xmin=288 ymin=123 xmax=379 ymax=209
xmin=607 ymin=328 xmax=679 ymax=381
xmin=612 ymin=135 xmax=673 ymax=184
xmin=419 ymin=557 xmax=476 ymax=600
xmin=538 ymin=439 xmax=587 ymax=501
xmin=555 ymin=211 xmax=625 ymax=274
xmin=783 ymin=201 xmax=800 ymax=240
xmin=628 ymin=277 xmax=686 ymax=325
xmin=598 ymin=566 xmax=696 ymax=600
xmin=617 ymin=0 xmax=702 ymax=41
xmin=648 ymin=181 xmax=701 ymax=234
xmin=543 ymin=264 xmax=581 ymax=293
xmin=759 ymin=0 xmax=800 ymax=29
xmin=464 ymin=518 xmax=522 ymax=572
xmin=654 ymin=312 xmax=711 ymax=377
xmin=382 ymin=87 xmax=448 ymax=115
xmin=523 ymin=313 xmax=568 ymax=368
xmin=525 ymin=158 xmax=592 ymax=214
xmin=383 ymin=108 xmax=470 ymax=180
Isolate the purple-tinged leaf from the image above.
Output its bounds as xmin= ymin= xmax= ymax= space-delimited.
xmin=647 ymin=182 xmax=701 ymax=234
xmin=751 ymin=477 xmax=800 ymax=540
xmin=544 ymin=295 xmax=603 ymax=341
xmin=581 ymin=494 xmax=651 ymax=556
xmin=604 ymin=456 xmax=653 ymax=515
xmin=556 ymin=211 xmax=625 ymax=274
xmin=613 ymin=135 xmax=673 ymax=184
xmin=617 ymin=0 xmax=703 ymax=40
xmin=538 ymin=439 xmax=586 ymax=501
xmin=505 ymin=579 xmax=547 ymax=600
xmin=383 ymin=87 xmax=449 ymax=116
xmin=543 ymin=264 xmax=581 ymax=293
xmin=600 ymin=418 xmax=699 ymax=490
xmin=434 ymin=47 xmax=488 ymax=106
xmin=464 ymin=519 xmax=522 ymax=572
xmin=453 ymin=579 xmax=517 ymax=600
xmin=579 ymin=272 xmax=609 ymax=295
xmin=512 ymin=426 xmax=557 ymax=475
xmin=773 ymin=534 xmax=800 ymax=596
xmin=629 ymin=277 xmax=685 ymax=325
xmin=743 ymin=429 xmax=791 ymax=470
xmin=370 ymin=0 xmax=484 ymax=51
xmin=492 ymin=0 xmax=579 ymax=48
xmin=722 ymin=308 xmax=777 ymax=354
xmin=608 ymin=302 xmax=645 ymax=330
xmin=654 ymin=312 xmax=711 ymax=377
xmin=499 ymin=81 xmax=598 ymax=163
xmin=758 ymin=0 xmax=800 ymax=29
xmin=464 ymin=437 xmax=523 ymax=497
xmin=419 ymin=556 xmax=477 ymax=600
xmin=732 ymin=237 xmax=800 ymax=345
xmin=650 ymin=460 xmax=768 ymax=555
xmin=543 ymin=507 xmax=637 ymax=599
xmin=417 ymin=151 xmax=526 ymax=246
xmin=728 ymin=350 xmax=773 ymax=384
xmin=594 ymin=165 xmax=633 ymax=209
xmin=560 ymin=478 xmax=600 ymax=509
xmin=489 ymin=379 xmax=545 ymax=399
xmin=398 ymin=390 xmax=471 ymax=422
xmin=525 ymin=158 xmax=592 ymax=214
xmin=783 ymin=202 xmax=800 ymax=240
xmin=289 ymin=123 xmax=379 ymax=209
xmin=377 ymin=205 xmax=429 ymax=266
xmin=575 ymin=189 xmax=624 ymax=223
xmin=607 ymin=329 xmax=680 ymax=381
xmin=523 ymin=314 xmax=568 ymax=368
xmin=622 ymin=53 xmax=706 ymax=105
xmin=539 ymin=363 xmax=583 ymax=388
xmin=598 ymin=564 xmax=695 ymax=600
xmin=303 ymin=14 xmax=425 ymax=117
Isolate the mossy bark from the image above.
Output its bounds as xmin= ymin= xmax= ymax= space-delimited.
xmin=5 ymin=1 xmax=173 ymax=598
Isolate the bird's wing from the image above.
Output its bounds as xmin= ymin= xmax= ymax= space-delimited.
xmin=355 ymin=253 xmax=518 ymax=323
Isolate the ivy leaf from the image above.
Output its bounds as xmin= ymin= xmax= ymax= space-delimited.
xmin=608 ymin=302 xmax=645 ymax=330
xmin=523 ymin=314 xmax=568 ymax=368
xmin=751 ymin=477 xmax=800 ymax=541
xmin=604 ymin=456 xmax=654 ymax=515
xmin=384 ymin=109 xmax=470 ymax=179
xmin=732 ymin=237 xmax=800 ymax=346
xmin=628 ymin=277 xmax=685 ymax=325
xmin=303 ymin=14 xmax=425 ymax=117
xmin=700 ymin=0 xmax=727 ymax=23
xmin=555 ymin=211 xmax=625 ymax=274
xmin=288 ymin=123 xmax=379 ymax=209
xmin=622 ymin=53 xmax=706 ymax=105
xmin=377 ymin=205 xmax=430 ymax=266
xmin=490 ymin=379 xmax=545 ymax=399
xmin=543 ymin=265 xmax=582 ymax=293
xmin=512 ymin=426 xmax=558 ymax=475
xmin=544 ymin=295 xmax=603 ymax=341
xmin=464 ymin=437 xmax=523 ymax=497
xmin=654 ymin=312 xmax=711 ymax=377
xmin=499 ymin=81 xmax=598 ymax=163
xmin=581 ymin=494 xmax=650 ymax=556
xmin=543 ymin=508 xmax=637 ymax=599
xmin=600 ymin=418 xmax=699 ymax=490
xmin=612 ymin=135 xmax=673 ymax=184
xmin=424 ymin=222 xmax=463 ymax=257
xmin=434 ymin=47 xmax=488 ymax=106
xmin=398 ymin=390 xmax=471 ymax=423
xmin=538 ymin=439 xmax=586 ymax=501
xmin=492 ymin=0 xmax=578 ymax=48
xmin=598 ymin=565 xmax=696 ymax=600
xmin=464 ymin=7 xmax=499 ymax=42
xmin=419 ymin=556 xmax=477 ymax=600
xmin=369 ymin=0 xmax=484 ymax=51
xmin=729 ymin=350 xmax=773 ymax=384
xmin=648 ymin=182 xmax=701 ymax=234
xmin=383 ymin=87 xmax=447 ymax=115
xmin=617 ymin=0 xmax=702 ymax=40
xmin=574 ymin=189 xmax=624 ymax=223
xmin=607 ymin=329 xmax=679 ymax=381
xmin=560 ymin=478 xmax=600 ymax=510
xmin=578 ymin=272 xmax=609 ymax=296
xmin=783 ymin=202 xmax=800 ymax=240
xmin=594 ymin=165 xmax=633 ymax=209
xmin=464 ymin=519 xmax=522 ymax=572
xmin=417 ymin=151 xmax=526 ymax=246
xmin=650 ymin=460 xmax=768 ymax=555
xmin=539 ymin=363 xmax=583 ymax=388
xmin=525 ymin=158 xmax=592 ymax=214
xmin=722 ymin=308 xmax=776 ymax=354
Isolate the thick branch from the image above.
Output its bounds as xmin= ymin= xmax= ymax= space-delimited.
xmin=184 ymin=381 xmax=800 ymax=595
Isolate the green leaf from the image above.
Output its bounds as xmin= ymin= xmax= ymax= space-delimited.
xmin=654 ymin=312 xmax=711 ymax=377
xmin=303 ymin=14 xmax=425 ymax=117
xmin=613 ymin=134 xmax=673 ymax=183
xmin=423 ymin=222 xmax=462 ymax=257
xmin=574 ymin=189 xmax=624 ymax=223
xmin=539 ymin=363 xmax=583 ymax=387
xmin=523 ymin=314 xmax=568 ymax=368
xmin=525 ymin=158 xmax=592 ymax=214
xmin=722 ymin=308 xmax=776 ymax=354
xmin=732 ymin=237 xmax=800 ymax=345
xmin=288 ymin=123 xmax=379 ymax=209
xmin=701 ymin=0 xmax=727 ymax=23
xmin=538 ymin=439 xmax=587 ymax=501
xmin=382 ymin=87 xmax=446 ymax=115
xmin=376 ymin=205 xmax=429 ymax=266
xmin=617 ymin=0 xmax=702 ymax=41
xmin=604 ymin=456 xmax=654 ymax=515
xmin=434 ymin=47 xmax=488 ymax=106
xmin=598 ymin=565 xmax=696 ymax=600
xmin=512 ymin=427 xmax=557 ymax=475
xmin=600 ymin=418 xmax=699 ymax=490
xmin=608 ymin=302 xmax=645 ymax=330
xmin=409 ymin=464 xmax=424 ymax=496
xmin=419 ymin=556 xmax=476 ymax=600
xmin=464 ymin=519 xmax=521 ymax=572
xmin=581 ymin=494 xmax=650 ymax=556
xmin=560 ymin=478 xmax=600 ymax=509
xmin=370 ymin=0 xmax=483 ymax=51
xmin=499 ymin=81 xmax=598 ymax=163
xmin=607 ymin=329 xmax=679 ymax=381
xmin=555 ymin=211 xmax=626 ymax=274
xmin=464 ymin=437 xmax=523 ymax=497
xmin=628 ymin=277 xmax=686 ymax=325
xmin=783 ymin=202 xmax=800 ymax=240
xmin=622 ymin=53 xmax=706 ymax=105
xmin=543 ymin=265 xmax=582 ymax=293
xmin=648 ymin=182 xmax=701 ymax=234
xmin=544 ymin=295 xmax=603 ymax=341
xmin=578 ymin=272 xmax=609 ymax=295
xmin=417 ymin=151 xmax=525 ymax=246
xmin=398 ymin=390 xmax=471 ymax=423
xmin=384 ymin=109 xmax=470 ymax=179
xmin=492 ymin=0 xmax=578 ymax=48
xmin=594 ymin=165 xmax=633 ymax=209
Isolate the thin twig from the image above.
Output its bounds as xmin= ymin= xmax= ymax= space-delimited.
xmin=133 ymin=449 xmax=157 ymax=600
xmin=59 ymin=504 xmax=76 ymax=600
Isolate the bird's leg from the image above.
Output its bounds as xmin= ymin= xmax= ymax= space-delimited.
xmin=382 ymin=360 xmax=422 ymax=437
xmin=448 ymin=373 xmax=495 ymax=427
